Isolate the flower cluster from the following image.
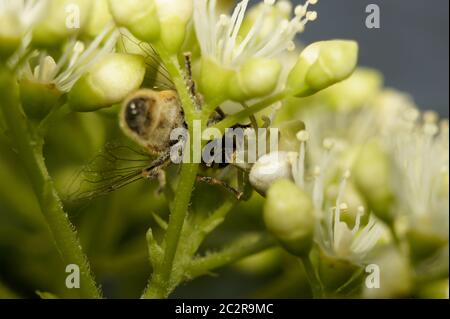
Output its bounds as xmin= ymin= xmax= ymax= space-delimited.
xmin=0 ymin=0 xmax=447 ymax=300
xmin=259 ymin=69 xmax=449 ymax=297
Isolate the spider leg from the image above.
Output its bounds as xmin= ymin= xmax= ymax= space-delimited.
xmin=183 ymin=52 xmax=203 ymax=110
xmin=197 ymin=175 xmax=243 ymax=200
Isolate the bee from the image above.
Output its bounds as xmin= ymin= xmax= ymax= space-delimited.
xmin=66 ymin=89 xmax=247 ymax=203
xmin=65 ymin=32 xmax=245 ymax=203
xmin=65 ymin=30 xmax=304 ymax=204
xmin=120 ymin=89 xmax=185 ymax=156
xmin=122 ymin=87 xmax=253 ymax=197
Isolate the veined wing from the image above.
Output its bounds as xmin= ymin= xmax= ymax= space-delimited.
xmin=64 ymin=142 xmax=153 ymax=204
xmin=118 ymin=29 xmax=174 ymax=91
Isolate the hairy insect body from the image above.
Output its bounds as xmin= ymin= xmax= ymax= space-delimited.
xmin=120 ymin=89 xmax=185 ymax=155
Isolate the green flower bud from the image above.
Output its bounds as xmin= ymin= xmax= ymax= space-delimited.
xmin=155 ymin=0 xmax=193 ymax=53
xmin=116 ymin=30 xmax=148 ymax=56
xmin=320 ymin=68 xmax=383 ymax=111
xmin=317 ymin=249 xmax=361 ymax=292
xmin=287 ymin=40 xmax=358 ymax=97
xmin=110 ymin=0 xmax=192 ymax=53
xmin=233 ymin=248 xmax=282 ymax=276
xmin=264 ymin=179 xmax=315 ymax=256
xmin=108 ymin=0 xmax=160 ymax=43
xmin=406 ymin=229 xmax=448 ymax=263
xmin=32 ymin=0 xmax=92 ymax=48
xmin=228 ymin=58 xmax=282 ymax=101
xmin=68 ymin=53 xmax=146 ymax=112
xmin=353 ymin=142 xmax=394 ymax=224
xmin=363 ymin=247 xmax=412 ymax=298
xmin=19 ymin=79 xmax=62 ymax=120
xmin=83 ymin=0 xmax=113 ymax=38
xmin=199 ymin=57 xmax=234 ymax=104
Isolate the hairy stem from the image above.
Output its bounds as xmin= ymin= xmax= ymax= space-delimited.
xmin=199 ymin=199 xmax=237 ymax=233
xmin=154 ymin=44 xmax=197 ymax=123
xmin=142 ymin=46 xmax=201 ymax=299
xmin=0 ymin=67 xmax=101 ymax=298
xmin=187 ymin=233 xmax=276 ymax=279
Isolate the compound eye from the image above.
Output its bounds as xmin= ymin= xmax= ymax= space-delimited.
xmin=125 ymin=97 xmax=154 ymax=135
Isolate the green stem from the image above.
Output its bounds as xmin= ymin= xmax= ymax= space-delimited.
xmin=0 ymin=68 xmax=101 ymax=298
xmin=187 ymin=233 xmax=275 ymax=279
xmin=300 ymin=256 xmax=323 ymax=298
xmin=38 ymin=103 xmax=71 ymax=136
xmin=154 ymin=44 xmax=197 ymax=123
xmin=160 ymin=163 xmax=198 ymax=271
xmin=142 ymin=45 xmax=201 ymax=299
xmin=212 ymin=91 xmax=289 ymax=135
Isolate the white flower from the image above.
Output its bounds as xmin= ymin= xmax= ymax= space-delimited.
xmin=299 ymin=105 xmax=378 ymax=170
xmin=19 ymin=25 xmax=119 ymax=92
xmin=0 ymin=0 xmax=47 ymax=36
xmin=194 ymin=0 xmax=318 ymax=69
xmin=318 ymin=173 xmax=385 ymax=263
xmin=0 ymin=0 xmax=47 ymax=58
xmin=290 ymin=130 xmax=385 ymax=263
xmin=386 ymin=106 xmax=449 ymax=238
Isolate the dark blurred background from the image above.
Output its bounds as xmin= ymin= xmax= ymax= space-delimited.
xmin=296 ymin=0 xmax=449 ymax=116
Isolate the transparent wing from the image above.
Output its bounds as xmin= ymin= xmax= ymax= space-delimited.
xmin=118 ymin=29 xmax=174 ymax=91
xmin=64 ymin=142 xmax=153 ymax=204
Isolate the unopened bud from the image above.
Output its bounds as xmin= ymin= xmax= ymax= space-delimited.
xmin=228 ymin=58 xmax=282 ymax=101
xmin=108 ymin=0 xmax=160 ymax=43
xmin=19 ymin=80 xmax=62 ymax=119
xmin=83 ymin=0 xmax=113 ymax=38
xmin=155 ymin=0 xmax=193 ymax=53
xmin=33 ymin=0 xmax=92 ymax=48
xmin=287 ymin=40 xmax=358 ymax=97
xmin=68 ymin=53 xmax=146 ymax=112
xmin=353 ymin=142 xmax=394 ymax=224
xmin=199 ymin=57 xmax=234 ymax=104
xmin=264 ymin=179 xmax=315 ymax=256
xmin=321 ymin=68 xmax=383 ymax=111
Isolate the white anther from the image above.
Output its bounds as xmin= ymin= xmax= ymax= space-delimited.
xmin=296 ymin=130 xmax=310 ymax=142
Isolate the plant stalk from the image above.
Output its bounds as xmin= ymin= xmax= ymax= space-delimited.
xmin=187 ymin=234 xmax=275 ymax=279
xmin=300 ymin=256 xmax=323 ymax=298
xmin=0 ymin=67 xmax=101 ymax=298
xmin=142 ymin=46 xmax=201 ymax=299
